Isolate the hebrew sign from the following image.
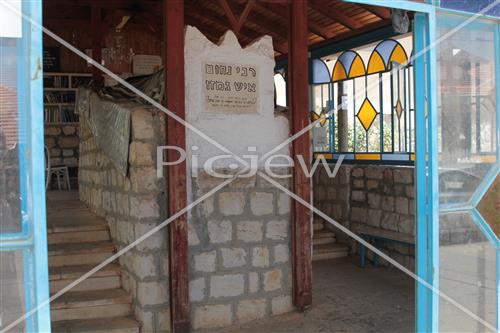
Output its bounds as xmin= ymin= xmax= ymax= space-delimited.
xmin=203 ymin=61 xmax=258 ymax=113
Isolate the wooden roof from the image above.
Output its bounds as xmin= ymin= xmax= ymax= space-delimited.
xmin=43 ymin=0 xmax=393 ymax=57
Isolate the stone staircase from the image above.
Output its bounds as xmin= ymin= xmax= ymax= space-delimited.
xmin=47 ymin=192 xmax=139 ymax=333
xmin=312 ymin=219 xmax=349 ymax=261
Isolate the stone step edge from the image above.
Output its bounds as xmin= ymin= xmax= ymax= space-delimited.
xmin=51 ymin=317 xmax=140 ymax=333
xmin=51 ymin=289 xmax=131 ymax=310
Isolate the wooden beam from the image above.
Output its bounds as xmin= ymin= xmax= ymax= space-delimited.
xmin=309 ymin=0 xmax=363 ymax=30
xmin=288 ymin=0 xmax=312 ymax=311
xmin=165 ymin=0 xmax=190 ymax=332
xmin=359 ymin=4 xmax=391 ymax=20
xmin=91 ymin=5 xmax=103 ymax=86
xmin=255 ymin=2 xmax=333 ymax=40
xmin=218 ymin=0 xmax=240 ymax=32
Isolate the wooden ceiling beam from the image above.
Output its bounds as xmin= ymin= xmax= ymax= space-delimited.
xmin=231 ymin=1 xmax=288 ymax=40
xmin=359 ymin=4 xmax=391 ymax=20
xmin=254 ymin=2 xmax=333 ymax=40
xmin=309 ymin=0 xmax=363 ymax=30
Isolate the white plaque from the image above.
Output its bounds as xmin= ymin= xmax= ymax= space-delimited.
xmin=203 ymin=62 xmax=258 ymax=113
xmin=0 ymin=0 xmax=22 ymax=38
xmin=133 ymin=55 xmax=162 ymax=75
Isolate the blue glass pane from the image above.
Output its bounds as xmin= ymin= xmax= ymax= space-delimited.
xmin=312 ymin=59 xmax=331 ymax=84
xmin=440 ymin=0 xmax=500 ymax=17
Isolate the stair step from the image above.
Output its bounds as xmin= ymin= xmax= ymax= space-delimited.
xmin=50 ymin=263 xmax=121 ymax=293
xmin=313 ymin=235 xmax=336 ymax=245
xmin=51 ymin=317 xmax=140 ymax=333
xmin=312 ymin=243 xmax=349 ymax=261
xmin=47 ymin=214 xmax=108 ymax=234
xmin=49 ymin=242 xmax=115 ymax=268
xmin=49 ymin=230 xmax=110 ymax=245
xmin=313 ymin=221 xmax=324 ymax=231
xmin=51 ymin=289 xmax=132 ymax=322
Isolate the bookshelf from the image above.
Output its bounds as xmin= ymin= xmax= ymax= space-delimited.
xmin=43 ymin=72 xmax=92 ymax=124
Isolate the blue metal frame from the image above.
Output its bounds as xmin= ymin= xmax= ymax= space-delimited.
xmin=0 ymin=0 xmax=51 ymax=331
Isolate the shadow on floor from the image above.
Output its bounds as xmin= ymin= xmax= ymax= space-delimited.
xmin=208 ymin=257 xmax=414 ymax=333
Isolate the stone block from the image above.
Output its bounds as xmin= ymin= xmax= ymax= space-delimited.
xmin=45 ymin=137 xmax=56 ymax=148
xmin=263 ymin=269 xmax=282 ymax=291
xmin=351 ymin=190 xmax=365 ymax=202
xmin=210 ymin=274 xmax=244 ymax=298
xmin=45 ymin=126 xmax=61 ymax=136
xmin=394 ymin=168 xmax=413 ymax=184
xmin=190 ymin=277 xmax=205 ymax=302
xmin=137 ymin=281 xmax=167 ymax=307
xmin=367 ymin=209 xmax=382 ymax=227
xmin=278 ymin=193 xmax=291 ymax=215
xmin=272 ymin=295 xmax=293 ymax=315
xmin=252 ymin=246 xmax=270 ymax=267
xmin=129 ymin=142 xmax=154 ymax=166
xmin=351 ymin=207 xmax=367 ymax=223
xmin=132 ymin=108 xmax=155 ymax=140
xmin=352 ymin=179 xmax=365 ymax=189
xmin=135 ymin=308 xmax=155 ymax=333
xmin=250 ymin=192 xmax=274 ymax=216
xmin=398 ymin=215 xmax=415 ymax=235
xmin=221 ymin=248 xmax=247 ymax=268
xmin=63 ymin=157 xmax=77 ymax=166
xmin=62 ymin=149 xmax=74 ymax=157
xmin=351 ymin=167 xmax=364 ymax=178
xmin=381 ymin=212 xmax=399 ymax=231
xmin=207 ymin=220 xmax=232 ymax=244
xmin=131 ymin=253 xmax=157 ymax=280
xmin=134 ymin=223 xmax=166 ymax=251
xmin=236 ymin=299 xmax=267 ymax=323
xmin=130 ymin=167 xmax=158 ymax=193
xmin=406 ymin=185 xmax=415 ymax=198
xmin=365 ymin=167 xmax=384 ymax=180
xmin=367 ymin=193 xmax=381 ymax=209
xmin=274 ymin=244 xmax=289 ymax=263
xmin=381 ymin=196 xmax=395 ymax=212
xmin=219 ymin=192 xmax=245 ymax=216
xmin=157 ymin=308 xmax=171 ymax=332
xmin=395 ymin=197 xmax=409 ymax=215
xmin=265 ymin=220 xmax=288 ymax=240
xmin=188 ymin=222 xmax=200 ymax=246
xmin=130 ymin=196 xmax=160 ymax=219
xmin=193 ymin=305 xmax=232 ymax=330
xmin=58 ymin=136 xmax=79 ymax=148
xmin=62 ymin=125 xmax=76 ymax=135
xmin=194 ymin=251 xmax=216 ymax=272
xmin=237 ymin=220 xmax=263 ymax=242
xmin=249 ymin=272 xmax=260 ymax=293
xmin=366 ymin=179 xmax=379 ymax=190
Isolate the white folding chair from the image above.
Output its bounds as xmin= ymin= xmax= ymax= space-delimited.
xmin=45 ymin=146 xmax=71 ymax=191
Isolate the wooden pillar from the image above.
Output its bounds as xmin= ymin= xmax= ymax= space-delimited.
xmin=164 ymin=1 xmax=190 ymax=332
xmin=91 ymin=5 xmax=103 ymax=86
xmin=288 ymin=0 xmax=312 ymax=310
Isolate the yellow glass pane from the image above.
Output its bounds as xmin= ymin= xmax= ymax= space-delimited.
xmin=332 ymin=62 xmax=347 ymax=81
xmin=367 ymin=51 xmax=386 ymax=74
xmin=357 ymin=98 xmax=378 ymax=131
xmin=395 ymin=99 xmax=403 ymax=118
xmin=355 ymin=153 xmax=381 ymax=160
xmin=390 ymin=44 xmax=408 ymax=66
xmin=349 ymin=56 xmax=366 ymax=78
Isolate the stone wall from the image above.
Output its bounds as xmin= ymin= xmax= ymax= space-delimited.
xmin=79 ymin=106 xmax=170 ymax=332
xmin=45 ymin=123 xmax=79 ymax=189
xmin=313 ymin=165 xmax=416 ymax=270
xmin=188 ymin=171 xmax=293 ymax=330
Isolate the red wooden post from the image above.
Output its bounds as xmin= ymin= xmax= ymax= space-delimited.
xmin=288 ymin=0 xmax=312 ymax=310
xmin=164 ymin=0 xmax=190 ymax=332
xmin=91 ymin=5 xmax=103 ymax=86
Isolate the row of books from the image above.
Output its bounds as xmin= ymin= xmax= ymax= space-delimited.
xmin=44 ymin=91 xmax=75 ymax=104
xmin=44 ymin=107 xmax=78 ymax=123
